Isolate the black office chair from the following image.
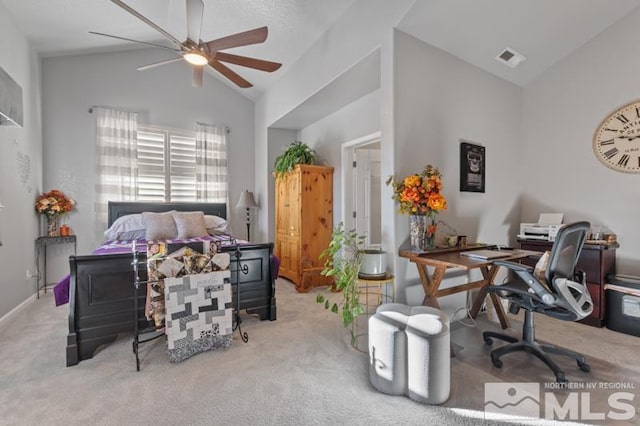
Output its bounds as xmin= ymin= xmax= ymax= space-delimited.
xmin=482 ymin=221 xmax=593 ymax=383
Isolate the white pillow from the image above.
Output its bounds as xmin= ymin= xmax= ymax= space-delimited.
xmin=104 ymin=214 xmax=145 ymax=241
xmin=204 ymin=215 xmax=229 ymax=233
xmin=104 ymin=211 xmax=228 ymax=240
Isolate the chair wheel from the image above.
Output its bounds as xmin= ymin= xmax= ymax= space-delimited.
xmin=578 ymin=362 xmax=591 ymax=372
xmin=491 ymin=358 xmax=503 ymax=368
xmin=556 ymin=376 xmax=568 ymax=384
xmin=484 ymin=337 xmax=493 ymax=346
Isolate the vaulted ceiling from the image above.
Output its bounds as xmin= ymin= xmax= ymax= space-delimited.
xmin=3 ymin=0 xmax=640 ymax=100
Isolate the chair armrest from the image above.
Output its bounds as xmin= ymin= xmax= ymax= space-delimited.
xmin=493 ymin=260 xmax=533 ymax=273
xmin=486 ymin=284 xmax=544 ymax=304
xmin=493 ymin=261 xmax=555 ymax=305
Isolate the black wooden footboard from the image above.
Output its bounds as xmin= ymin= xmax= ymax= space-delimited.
xmin=66 ymin=243 xmax=276 ymax=366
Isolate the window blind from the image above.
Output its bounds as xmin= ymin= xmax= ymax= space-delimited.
xmin=169 ymin=133 xmax=197 ymax=202
xmin=136 ymin=127 xmax=197 ymax=202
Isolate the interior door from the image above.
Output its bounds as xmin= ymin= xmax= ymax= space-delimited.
xmin=353 ymin=144 xmax=381 ymax=247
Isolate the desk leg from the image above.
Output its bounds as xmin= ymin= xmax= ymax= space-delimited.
xmin=417 ymin=264 xmax=446 ymax=308
xmin=35 ymin=245 xmax=40 ymax=299
xmin=43 ymin=245 xmax=47 ymax=294
xmin=469 ymin=265 xmax=510 ymax=329
xmin=416 ymin=264 xmax=454 ymax=357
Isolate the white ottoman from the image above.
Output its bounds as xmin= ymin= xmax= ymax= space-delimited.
xmin=368 ymin=303 xmax=450 ymax=404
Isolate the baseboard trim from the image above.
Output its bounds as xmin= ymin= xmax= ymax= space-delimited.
xmin=0 ymin=293 xmax=37 ymax=331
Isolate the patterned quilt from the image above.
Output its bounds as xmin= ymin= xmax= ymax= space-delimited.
xmin=146 ymin=240 xmax=233 ymax=362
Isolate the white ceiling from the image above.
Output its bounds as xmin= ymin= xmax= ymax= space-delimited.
xmin=397 ymin=0 xmax=640 ymax=87
xmin=1 ymin=0 xmax=357 ymax=99
xmin=3 ymin=0 xmax=640 ymax=103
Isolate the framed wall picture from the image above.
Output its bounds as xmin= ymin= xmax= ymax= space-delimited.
xmin=460 ymin=141 xmax=485 ymax=193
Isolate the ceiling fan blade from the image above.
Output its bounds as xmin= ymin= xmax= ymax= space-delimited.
xmin=205 ymin=26 xmax=268 ymax=52
xmin=215 ymin=52 xmax=281 ymax=72
xmin=209 ymin=60 xmax=253 ymax=88
xmin=193 ymin=65 xmax=203 ymax=87
xmin=186 ymin=0 xmax=204 ymax=43
xmin=110 ymin=0 xmax=182 ymax=47
xmin=89 ymin=31 xmax=181 ymax=52
xmin=137 ymin=57 xmax=183 ymax=71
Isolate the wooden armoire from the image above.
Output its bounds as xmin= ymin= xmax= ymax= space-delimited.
xmin=275 ymin=164 xmax=334 ymax=292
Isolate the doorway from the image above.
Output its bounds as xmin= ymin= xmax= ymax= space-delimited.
xmin=342 ymin=132 xmax=382 ymax=248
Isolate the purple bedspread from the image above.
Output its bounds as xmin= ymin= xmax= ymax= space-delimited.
xmin=53 ymin=236 xmax=279 ymax=306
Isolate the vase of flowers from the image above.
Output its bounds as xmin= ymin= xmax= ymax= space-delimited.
xmin=35 ymin=190 xmax=75 ymax=237
xmin=386 ymin=165 xmax=447 ymax=250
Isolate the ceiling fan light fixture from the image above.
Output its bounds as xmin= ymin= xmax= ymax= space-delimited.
xmin=184 ymin=52 xmax=208 ymax=66
xmin=99 ymin=1 xmax=281 ymax=88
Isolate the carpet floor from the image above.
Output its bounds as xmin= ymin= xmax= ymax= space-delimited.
xmin=0 ymin=278 xmax=639 ymax=426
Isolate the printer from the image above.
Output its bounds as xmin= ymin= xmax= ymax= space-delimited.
xmin=518 ymin=213 xmax=564 ymax=242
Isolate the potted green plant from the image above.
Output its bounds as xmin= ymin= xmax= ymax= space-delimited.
xmin=317 ymin=223 xmax=366 ymax=335
xmin=273 ymin=141 xmax=317 ymax=176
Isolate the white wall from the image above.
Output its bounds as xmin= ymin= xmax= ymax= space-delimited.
xmin=41 ymin=48 xmax=254 ymax=279
xmin=522 ymin=8 xmax=640 ymax=276
xmin=393 ymin=30 xmax=523 ymax=310
xmin=297 ymin=90 xmax=381 ymax=229
xmin=0 ymin=4 xmax=43 ymax=317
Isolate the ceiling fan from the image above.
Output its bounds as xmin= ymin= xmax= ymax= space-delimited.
xmin=90 ymin=0 xmax=282 ymax=88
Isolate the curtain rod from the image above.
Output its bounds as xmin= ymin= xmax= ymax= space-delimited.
xmin=196 ymin=121 xmax=231 ymax=134
xmin=88 ymin=107 xmax=230 ymax=133
xmin=88 ymin=106 xmax=138 ymax=114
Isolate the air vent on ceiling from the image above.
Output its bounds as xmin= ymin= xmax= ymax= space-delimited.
xmin=495 ymin=47 xmax=526 ymax=68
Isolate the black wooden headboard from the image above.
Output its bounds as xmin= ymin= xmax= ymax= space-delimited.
xmin=107 ymin=202 xmax=227 ymax=227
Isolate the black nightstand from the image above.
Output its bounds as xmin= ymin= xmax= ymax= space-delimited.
xmin=35 ymin=235 xmax=77 ymax=298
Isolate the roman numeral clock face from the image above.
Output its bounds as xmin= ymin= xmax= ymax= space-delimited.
xmin=593 ymin=101 xmax=640 ymax=173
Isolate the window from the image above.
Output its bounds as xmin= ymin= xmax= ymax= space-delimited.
xmin=137 ymin=127 xmax=226 ymax=202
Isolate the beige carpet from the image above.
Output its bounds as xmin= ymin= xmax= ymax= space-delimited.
xmin=0 ymin=279 xmax=639 ymax=425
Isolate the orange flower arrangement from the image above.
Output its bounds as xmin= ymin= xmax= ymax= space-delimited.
xmin=386 ymin=164 xmax=447 ymax=218
xmin=35 ymin=189 xmax=75 ymax=217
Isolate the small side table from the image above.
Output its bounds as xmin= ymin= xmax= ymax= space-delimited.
xmin=35 ymin=235 xmax=77 ymax=298
xmin=351 ymin=273 xmax=394 ymax=352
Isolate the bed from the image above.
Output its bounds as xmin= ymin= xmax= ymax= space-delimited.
xmin=65 ymin=201 xmax=276 ymax=367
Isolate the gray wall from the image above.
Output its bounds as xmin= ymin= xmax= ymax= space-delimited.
xmin=266 ymin=127 xmax=296 ymax=242
xmin=0 ymin=2 xmax=43 ymax=318
xmin=254 ymin=0 xmax=416 ymax=244
xmin=522 ymin=8 xmax=640 ymax=276
xmin=393 ymin=30 xmax=523 ymax=310
xmin=297 ymin=90 xmax=381 ymax=230
xmin=5 ymin=0 xmax=638 ymax=320
xmin=41 ymin=48 xmax=255 ymax=280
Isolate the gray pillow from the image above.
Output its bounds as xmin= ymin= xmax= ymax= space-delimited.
xmin=142 ymin=211 xmax=178 ymax=241
xmin=115 ymin=229 xmax=146 ymax=241
xmin=173 ymin=211 xmax=208 ymax=240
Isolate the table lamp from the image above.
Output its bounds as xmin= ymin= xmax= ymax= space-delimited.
xmin=236 ymin=190 xmax=258 ymax=240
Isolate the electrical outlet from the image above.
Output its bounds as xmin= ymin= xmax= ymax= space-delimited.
xmin=25 ymin=269 xmax=37 ymax=280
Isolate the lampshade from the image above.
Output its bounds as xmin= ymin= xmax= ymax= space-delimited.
xmin=236 ymin=190 xmax=258 ymax=209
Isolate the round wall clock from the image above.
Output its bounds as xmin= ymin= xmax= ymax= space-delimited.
xmin=593 ymin=101 xmax=640 ymax=173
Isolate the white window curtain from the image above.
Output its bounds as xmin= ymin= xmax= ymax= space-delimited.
xmin=94 ymin=107 xmax=138 ymax=241
xmin=195 ymin=122 xmax=228 ymax=203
